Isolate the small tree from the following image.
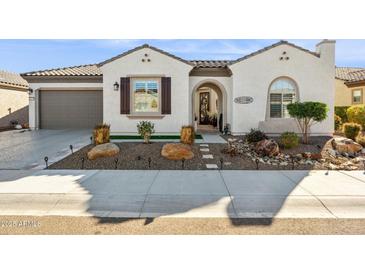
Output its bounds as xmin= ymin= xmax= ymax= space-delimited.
xmin=287 ymin=101 xmax=328 ymax=144
xmin=137 ymin=121 xmax=155 ymax=144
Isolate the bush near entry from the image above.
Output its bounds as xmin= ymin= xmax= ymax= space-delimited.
xmin=245 ymin=129 xmax=267 ymax=143
xmin=347 ymin=105 xmax=365 ymax=129
xmin=343 ymin=122 xmax=362 ymax=141
xmin=279 ymin=132 xmax=299 ymax=149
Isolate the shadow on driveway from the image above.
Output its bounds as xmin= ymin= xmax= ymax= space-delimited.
xmin=0 ymin=169 xmax=338 ymax=227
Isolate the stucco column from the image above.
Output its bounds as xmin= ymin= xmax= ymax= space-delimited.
xmin=28 ymin=89 xmax=38 ymax=130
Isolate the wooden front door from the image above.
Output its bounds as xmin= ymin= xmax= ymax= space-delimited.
xmin=199 ymin=92 xmax=210 ymax=124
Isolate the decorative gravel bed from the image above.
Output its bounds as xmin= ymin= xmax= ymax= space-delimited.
xmin=48 ymin=137 xmax=343 ymax=170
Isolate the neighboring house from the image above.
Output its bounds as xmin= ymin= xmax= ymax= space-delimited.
xmin=335 ymin=67 xmax=365 ymax=106
xmin=22 ymin=40 xmax=335 ymax=136
xmin=0 ymin=70 xmax=29 ymax=129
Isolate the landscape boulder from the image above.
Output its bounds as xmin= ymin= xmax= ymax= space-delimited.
xmin=331 ymin=137 xmax=362 ymax=155
xmin=161 ymin=143 xmax=194 ymax=160
xmin=87 ymin=143 xmax=120 ymax=160
xmin=254 ymin=139 xmax=280 ymax=157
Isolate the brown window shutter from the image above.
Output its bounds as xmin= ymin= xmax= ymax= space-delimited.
xmin=161 ymin=77 xmax=171 ymax=114
xmin=120 ymin=77 xmax=130 ymax=114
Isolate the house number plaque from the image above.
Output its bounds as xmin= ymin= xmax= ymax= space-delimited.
xmin=234 ymin=96 xmax=253 ymax=104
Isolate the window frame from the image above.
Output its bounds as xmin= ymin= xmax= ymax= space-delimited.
xmin=130 ymin=77 xmax=161 ymax=116
xmin=268 ymin=77 xmax=298 ymax=119
xmin=352 ymin=88 xmax=363 ymax=105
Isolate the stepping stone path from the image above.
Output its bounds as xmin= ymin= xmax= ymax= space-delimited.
xmin=199 ymin=143 xmax=218 ymax=169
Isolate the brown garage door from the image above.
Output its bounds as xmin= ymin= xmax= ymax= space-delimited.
xmin=39 ymin=90 xmax=103 ymax=129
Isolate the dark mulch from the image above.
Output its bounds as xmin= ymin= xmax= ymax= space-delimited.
xmin=49 ymin=137 xmax=334 ymax=170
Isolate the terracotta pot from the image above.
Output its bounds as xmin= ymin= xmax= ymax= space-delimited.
xmin=93 ymin=128 xmax=110 ymax=145
xmin=180 ymin=125 xmax=195 ymax=145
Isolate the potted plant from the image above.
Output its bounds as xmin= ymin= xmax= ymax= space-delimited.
xmin=180 ymin=125 xmax=195 ymax=145
xmin=137 ymin=121 xmax=155 ymax=144
xmin=93 ymin=123 xmax=110 ymax=145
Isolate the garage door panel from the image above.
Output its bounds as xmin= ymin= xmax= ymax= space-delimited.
xmin=40 ymin=90 xmax=103 ymax=129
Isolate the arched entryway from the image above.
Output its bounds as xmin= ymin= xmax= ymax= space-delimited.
xmin=192 ymin=80 xmax=227 ymax=133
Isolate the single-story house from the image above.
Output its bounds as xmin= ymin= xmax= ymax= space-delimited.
xmin=335 ymin=67 xmax=365 ymax=106
xmin=22 ymin=39 xmax=335 ymax=136
xmin=0 ymin=70 xmax=29 ymax=129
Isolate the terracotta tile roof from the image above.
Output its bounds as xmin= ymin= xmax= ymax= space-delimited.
xmin=0 ymin=70 xmax=28 ymax=89
xmin=190 ymin=60 xmax=231 ymax=68
xmin=346 ymin=69 xmax=365 ymax=83
xmin=335 ymin=67 xmax=365 ymax=81
xmin=21 ymin=64 xmax=102 ymax=77
xmin=336 ymin=67 xmax=365 ymax=83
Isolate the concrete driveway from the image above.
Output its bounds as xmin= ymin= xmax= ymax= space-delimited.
xmin=0 ymin=129 xmax=91 ymax=169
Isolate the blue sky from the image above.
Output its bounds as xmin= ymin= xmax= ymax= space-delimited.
xmin=1 ymin=39 xmax=365 ymax=73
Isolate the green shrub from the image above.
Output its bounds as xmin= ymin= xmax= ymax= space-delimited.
xmin=334 ymin=114 xmax=342 ymax=131
xmin=279 ymin=132 xmax=299 ymax=149
xmin=245 ymin=128 xmax=267 ymax=143
xmin=335 ymin=106 xmax=349 ymax=123
xmin=343 ymin=122 xmax=362 ymax=141
xmin=347 ymin=105 xmax=365 ymax=128
xmin=356 ymin=134 xmax=365 ymax=147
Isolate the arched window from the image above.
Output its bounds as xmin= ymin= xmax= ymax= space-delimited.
xmin=269 ymin=78 xmax=297 ymax=118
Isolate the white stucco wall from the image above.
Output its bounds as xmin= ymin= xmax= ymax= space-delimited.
xmin=28 ymin=82 xmax=103 ymax=129
xmin=101 ymin=47 xmax=193 ymax=134
xmin=229 ymin=41 xmax=335 ymax=136
xmin=26 ymin=41 xmax=335 ymax=137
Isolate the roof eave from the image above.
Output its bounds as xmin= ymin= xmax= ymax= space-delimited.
xmin=97 ymin=44 xmax=194 ymax=67
xmin=345 ymin=80 xmax=365 ymax=87
xmin=23 ymin=75 xmax=103 ymax=83
xmin=229 ymin=40 xmax=320 ymax=66
xmin=0 ymin=82 xmax=29 ymax=90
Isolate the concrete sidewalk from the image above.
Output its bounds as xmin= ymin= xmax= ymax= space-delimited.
xmin=0 ymin=170 xmax=365 ymax=219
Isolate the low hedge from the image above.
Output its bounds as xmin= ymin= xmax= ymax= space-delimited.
xmin=335 ymin=106 xmax=350 ymax=123
xmin=343 ymin=122 xmax=362 ymax=141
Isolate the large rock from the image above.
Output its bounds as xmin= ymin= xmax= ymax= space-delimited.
xmin=87 ymin=143 xmax=120 ymax=160
xmin=254 ymin=139 xmax=280 ymax=157
xmin=161 ymin=143 xmax=194 ymax=160
xmin=331 ymin=137 xmax=363 ymax=155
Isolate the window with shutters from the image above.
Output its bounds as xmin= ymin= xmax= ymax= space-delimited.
xmin=131 ymin=78 xmax=160 ymax=114
xmin=269 ymin=78 xmax=297 ymax=118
